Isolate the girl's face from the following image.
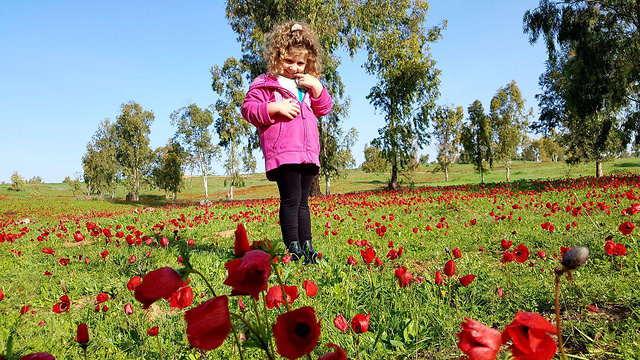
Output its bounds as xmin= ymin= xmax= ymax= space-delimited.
xmin=281 ymin=50 xmax=307 ymax=79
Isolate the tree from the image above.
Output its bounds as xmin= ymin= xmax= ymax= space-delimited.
xmin=361 ymin=143 xmax=389 ymax=173
xmin=520 ymin=136 xmax=540 ymax=162
xmin=152 ymin=140 xmax=186 ymax=200
xmin=524 ymin=0 xmax=640 ymax=177
xmin=112 ymin=102 xmax=154 ymax=202
xmin=211 ymin=57 xmax=256 ymax=200
xmin=540 ymin=130 xmax=564 ymax=161
xmin=171 ymin=104 xmax=218 ymax=198
xmin=10 ymin=171 xmax=25 ymax=191
xmin=490 ymin=81 xmax=531 ymax=182
xmin=83 ymin=119 xmax=119 ymax=198
xmin=319 ymin=124 xmax=358 ymax=195
xmin=461 ymin=100 xmax=493 ymax=183
xmin=432 ymin=105 xmax=463 ymax=181
xmin=364 ymin=0 xmax=443 ymax=189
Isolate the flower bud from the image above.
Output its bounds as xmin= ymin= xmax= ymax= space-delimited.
xmin=561 ymin=246 xmax=589 ymax=270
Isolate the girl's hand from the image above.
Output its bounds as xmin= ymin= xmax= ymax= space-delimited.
xmin=268 ymin=99 xmax=300 ymax=120
xmin=295 ymin=74 xmax=323 ymax=98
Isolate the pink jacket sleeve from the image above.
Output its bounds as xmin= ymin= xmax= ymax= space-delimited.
xmin=310 ymin=86 xmax=332 ymax=118
xmin=241 ymin=87 xmax=276 ymax=127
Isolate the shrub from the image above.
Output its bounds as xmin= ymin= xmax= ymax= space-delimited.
xmin=10 ymin=171 xmax=26 ymax=191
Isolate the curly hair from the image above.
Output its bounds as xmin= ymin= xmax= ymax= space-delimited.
xmin=264 ymin=21 xmax=323 ymax=78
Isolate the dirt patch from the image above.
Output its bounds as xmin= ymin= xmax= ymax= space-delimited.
xmin=144 ymin=303 xmax=170 ymax=322
xmin=214 ymin=229 xmax=236 ymax=238
xmin=406 ymin=259 xmax=439 ymax=275
xmin=61 ymin=238 xmax=98 ymax=247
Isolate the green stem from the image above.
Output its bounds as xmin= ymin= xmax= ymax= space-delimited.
xmin=156 ymin=336 xmax=164 ymax=360
xmin=368 ymin=267 xmax=376 ymax=299
xmin=230 ymin=313 xmax=275 ymax=360
xmin=191 ymin=269 xmax=217 ymax=297
xmin=272 ymin=262 xmax=292 ymax=311
xmin=555 ymin=273 xmax=568 ymax=360
xmin=229 ymin=322 xmax=246 ymax=360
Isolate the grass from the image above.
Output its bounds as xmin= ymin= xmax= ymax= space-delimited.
xmin=1 ymin=159 xmax=640 ymax=359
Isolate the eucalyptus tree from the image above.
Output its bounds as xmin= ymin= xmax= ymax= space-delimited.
xmin=82 ymin=119 xmax=118 ymax=198
xmin=490 ymin=81 xmax=531 ymax=182
xmin=152 ymin=140 xmax=186 ymax=200
xmin=461 ymin=100 xmax=493 ymax=184
xmin=112 ymin=102 xmax=154 ymax=201
xmin=171 ymin=104 xmax=218 ymax=198
xmin=363 ymin=0 xmax=443 ymax=189
xmin=211 ymin=57 xmax=256 ymax=200
xmin=432 ymin=105 xmax=463 ymax=181
xmin=524 ymin=0 xmax=640 ymax=177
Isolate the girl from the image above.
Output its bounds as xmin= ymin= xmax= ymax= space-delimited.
xmin=241 ymin=22 xmax=332 ymax=264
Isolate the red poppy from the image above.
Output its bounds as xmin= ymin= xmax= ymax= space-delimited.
xmin=398 ymin=272 xmax=413 ymax=288
xmin=76 ymin=323 xmax=89 ymax=344
xmin=52 ymin=295 xmax=70 ymax=314
xmin=0 ymin=289 xmax=4 ymax=301
xmin=134 ymin=267 xmax=184 ymax=309
xmin=184 ymin=295 xmax=231 ymax=351
xmin=234 ymin=223 xmax=252 ymax=257
xmin=273 ymin=306 xmax=321 ymax=360
xmin=168 ymin=285 xmax=194 ymax=310
xmin=605 ymin=240 xmax=616 ymax=255
xmin=360 ymin=247 xmax=376 ymax=264
xmin=19 ymin=353 xmax=55 ymax=360
xmin=303 ymin=280 xmax=318 ymax=297
xmin=265 ymin=284 xmax=299 ymax=309
xmin=619 ymin=221 xmax=635 ymax=236
xmin=500 ymin=239 xmax=512 ymax=250
xmin=158 ymin=236 xmax=169 ymax=247
xmin=100 ymin=251 xmax=109 ymax=259
xmin=470 ymin=219 xmax=477 ymax=226
xmin=501 ymin=251 xmax=514 ymax=263
xmin=537 ymin=250 xmax=546 ymax=259
xmin=615 ymin=243 xmax=627 ymax=256
xmin=124 ymin=303 xmax=133 ymax=315
xmin=444 ymin=260 xmax=456 ymax=277
xmin=318 ymin=343 xmax=347 ymax=360
xmin=502 ymin=312 xmax=557 ymax=360
xmin=496 ymin=288 xmax=504 ymax=298
xmin=147 ymin=326 xmax=159 ymax=336
xmin=333 ymin=314 xmax=348 ymax=333
xmin=351 ymin=313 xmax=371 ymax=334
xmin=560 ymin=246 xmax=570 ymax=256
xmin=395 ymin=266 xmax=407 ymax=278
xmin=96 ymin=292 xmax=109 ymax=304
xmin=459 ymin=275 xmax=476 ymax=287
xmin=586 ymin=304 xmax=598 ymax=313
xmin=452 ymin=247 xmax=462 ymax=258
xmin=223 ymin=250 xmax=271 ymax=300
xmin=513 ymin=243 xmax=529 ymax=263
xmin=347 ymin=256 xmax=358 ymax=266
xmin=435 ymin=270 xmax=443 ymax=285
xmin=127 ymin=276 xmax=142 ymax=291
xmin=456 ymin=317 xmax=501 ymax=360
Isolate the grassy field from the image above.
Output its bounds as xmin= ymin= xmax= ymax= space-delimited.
xmin=1 ymin=159 xmax=640 ymax=359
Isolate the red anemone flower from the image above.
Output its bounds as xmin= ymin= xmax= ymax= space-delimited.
xmin=134 ymin=267 xmax=184 ymax=309
xmin=333 ymin=314 xmax=348 ymax=333
xmin=223 ymin=250 xmax=271 ymax=300
xmin=265 ymin=284 xmax=299 ymax=309
xmin=127 ymin=276 xmax=142 ymax=291
xmin=398 ymin=272 xmax=414 ymax=288
xmin=435 ymin=270 xmax=443 ymax=285
xmin=513 ymin=243 xmax=529 ymax=263
xmin=184 ymin=295 xmax=231 ymax=351
xmin=502 ymin=312 xmax=557 ymax=360
xmin=147 ymin=326 xmax=159 ymax=336
xmin=318 ymin=343 xmax=347 ymax=360
xmin=360 ymin=247 xmax=376 ymax=264
xmin=501 ymin=251 xmax=514 ymax=263
xmin=234 ymin=223 xmax=252 ymax=257
xmin=351 ymin=313 xmax=371 ymax=334
xmin=456 ymin=317 xmax=501 ymax=360
xmin=168 ymin=285 xmax=194 ymax=310
xmin=52 ymin=295 xmax=70 ymax=314
xmin=273 ymin=306 xmax=321 ymax=360
xmin=459 ymin=274 xmax=476 ymax=287
xmin=501 ymin=239 xmax=512 ymax=250
xmin=76 ymin=323 xmax=89 ymax=345
xmin=303 ymin=279 xmax=318 ymax=297
xmin=619 ymin=221 xmax=635 ymax=236
xmin=452 ymin=247 xmax=462 ymax=258
xmin=444 ymin=260 xmax=456 ymax=277
xmin=19 ymin=353 xmax=55 ymax=360
xmin=604 ymin=240 xmax=616 ymax=255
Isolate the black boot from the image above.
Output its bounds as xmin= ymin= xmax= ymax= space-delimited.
xmin=287 ymin=241 xmax=304 ymax=262
xmin=302 ymin=240 xmax=320 ymax=265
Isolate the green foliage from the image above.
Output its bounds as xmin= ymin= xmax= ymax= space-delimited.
xmin=364 ymin=0 xmax=443 ymax=189
xmin=10 ymin=171 xmax=25 ymax=191
xmin=112 ymin=102 xmax=154 ymax=201
xmin=418 ymin=154 xmax=430 ymax=166
xmin=490 ymin=81 xmax=532 ymax=180
xmin=151 ymin=141 xmax=187 ymax=200
xmin=461 ymin=100 xmax=493 ymax=183
xmin=171 ymin=104 xmax=218 ymax=198
xmin=361 ymin=143 xmax=389 ymax=173
xmin=83 ymin=119 xmax=119 ymax=197
xmin=432 ymin=105 xmax=463 ymax=180
xmin=26 ymin=176 xmax=42 ymax=184
xmin=523 ymin=1 xmax=640 ymax=173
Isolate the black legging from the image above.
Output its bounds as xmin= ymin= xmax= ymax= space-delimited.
xmin=269 ymin=164 xmax=318 ymax=248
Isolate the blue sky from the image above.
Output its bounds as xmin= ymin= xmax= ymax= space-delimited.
xmin=0 ymin=1 xmax=547 ymax=183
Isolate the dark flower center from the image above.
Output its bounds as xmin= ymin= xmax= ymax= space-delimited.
xmin=294 ymin=322 xmax=311 ymax=338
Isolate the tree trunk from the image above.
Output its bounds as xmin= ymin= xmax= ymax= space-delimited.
xmin=596 ymin=161 xmax=603 ymax=178
xmin=444 ymin=167 xmax=449 ymax=181
xmin=134 ymin=168 xmax=140 ymax=201
xmin=326 ymin=177 xmax=331 ymax=196
xmin=481 ymin=167 xmax=485 ymax=184
xmin=506 ymin=167 xmax=510 ymax=182
xmin=203 ymin=173 xmax=209 ymax=198
xmin=229 ymin=185 xmax=234 ymax=200
xmin=309 ymin=174 xmax=323 ymax=196
xmin=172 ymin=192 xmax=177 ymax=201
xmin=389 ymin=162 xmax=398 ymax=190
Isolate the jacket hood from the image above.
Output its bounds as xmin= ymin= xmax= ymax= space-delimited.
xmin=248 ymin=74 xmax=280 ymax=91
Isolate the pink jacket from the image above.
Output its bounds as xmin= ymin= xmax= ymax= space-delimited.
xmin=241 ymin=74 xmax=332 ymax=175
